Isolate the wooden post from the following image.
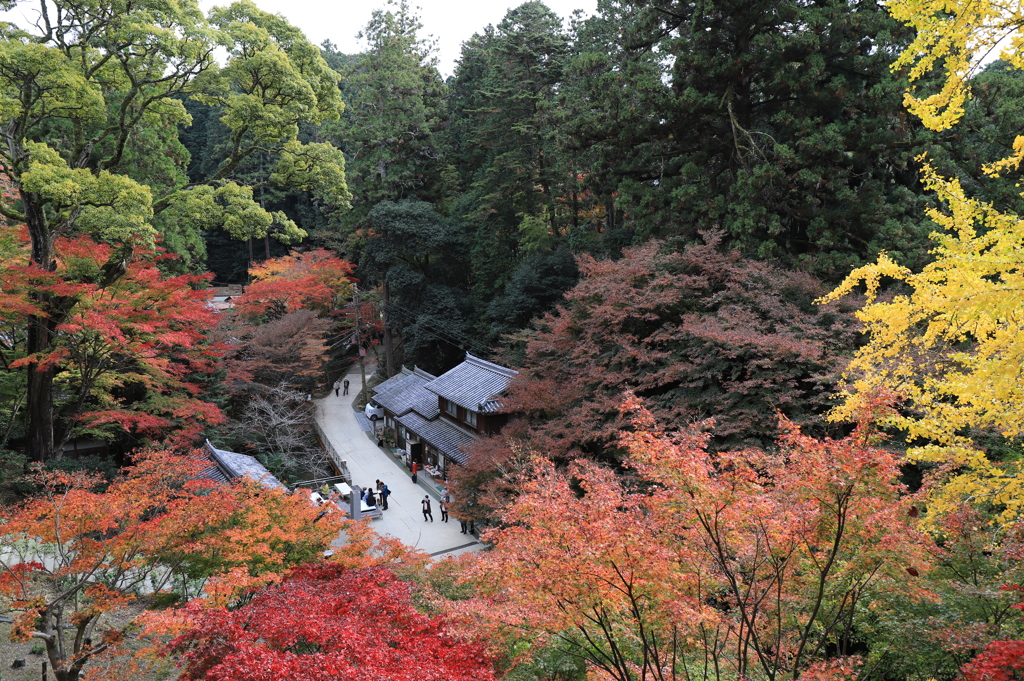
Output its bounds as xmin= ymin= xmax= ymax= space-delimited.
xmin=383 ymin=281 xmax=395 ymax=378
xmin=354 ymin=287 xmax=369 ymax=406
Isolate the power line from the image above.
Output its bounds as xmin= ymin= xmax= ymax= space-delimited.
xmin=380 ymin=300 xmax=493 ymax=358
xmin=383 ymin=303 xmax=491 ymax=357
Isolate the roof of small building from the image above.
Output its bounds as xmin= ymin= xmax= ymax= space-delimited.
xmin=423 ymin=353 xmax=517 ymax=414
xmin=205 ymin=440 xmax=286 ymax=490
xmin=396 ymin=411 xmax=477 ymax=465
xmin=371 ymin=367 xmax=416 ymax=395
xmin=372 ymin=366 xmax=439 ymax=418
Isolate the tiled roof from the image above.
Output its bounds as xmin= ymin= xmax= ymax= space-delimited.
xmin=371 ymin=367 xmax=415 ymax=395
xmin=205 ymin=440 xmax=286 ymax=490
xmin=424 ymin=353 xmax=517 ymax=413
xmin=372 ymin=367 xmax=439 ymax=418
xmin=396 ymin=412 xmax=476 ymax=465
xmin=197 ymin=460 xmax=230 ymax=485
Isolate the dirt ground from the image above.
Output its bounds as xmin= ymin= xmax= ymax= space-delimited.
xmin=0 ymin=600 xmax=180 ymax=681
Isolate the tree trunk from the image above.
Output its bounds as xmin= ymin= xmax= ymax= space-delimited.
xmin=25 ymin=337 xmax=56 ymax=463
xmin=383 ymin=281 xmax=395 ymax=378
xmin=24 ymin=193 xmax=60 ymax=463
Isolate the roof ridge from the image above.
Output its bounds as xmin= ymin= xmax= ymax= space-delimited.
xmin=412 ymin=366 xmax=437 ymax=380
xmin=206 ymin=439 xmax=240 ymax=478
xmin=465 ymin=352 xmax=518 ymax=377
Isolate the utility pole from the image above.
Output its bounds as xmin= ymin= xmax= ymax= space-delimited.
xmin=383 ymin=280 xmax=395 ymax=378
xmin=354 ymin=286 xmax=369 ymax=406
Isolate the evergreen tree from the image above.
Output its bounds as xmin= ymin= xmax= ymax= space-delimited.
xmin=321 ymin=0 xmax=447 ymax=252
xmin=562 ymin=0 xmax=938 ymax=280
xmin=447 ymin=2 xmax=570 ymax=304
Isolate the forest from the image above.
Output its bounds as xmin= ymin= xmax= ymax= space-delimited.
xmin=2 ymin=0 xmax=1024 ymax=678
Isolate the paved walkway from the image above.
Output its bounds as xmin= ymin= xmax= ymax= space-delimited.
xmin=315 ymin=367 xmax=482 ymax=559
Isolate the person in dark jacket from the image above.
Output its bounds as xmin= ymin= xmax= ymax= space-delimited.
xmin=421 ymin=495 xmax=433 ymax=522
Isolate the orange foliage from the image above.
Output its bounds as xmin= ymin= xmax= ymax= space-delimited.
xmin=457 ymin=395 xmax=933 ymax=681
xmin=235 ymin=249 xmax=354 ymax=320
xmin=0 ymin=449 xmax=343 ymax=681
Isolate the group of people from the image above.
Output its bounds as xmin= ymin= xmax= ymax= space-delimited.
xmin=362 ymin=480 xmax=391 ymax=510
xmin=333 ymin=378 xmax=350 ymax=396
xmin=420 ymin=492 xmax=449 ymax=523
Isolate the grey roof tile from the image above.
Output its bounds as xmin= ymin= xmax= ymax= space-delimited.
xmin=370 ymin=367 xmax=415 ymax=395
xmin=423 ymin=354 xmax=517 ymax=413
xmin=372 ymin=368 xmax=439 ymax=418
xmin=396 ymin=412 xmax=476 ymax=465
xmin=205 ymin=440 xmax=287 ymax=490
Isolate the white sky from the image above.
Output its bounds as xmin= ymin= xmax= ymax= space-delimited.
xmin=214 ymin=0 xmax=598 ymax=78
xmin=2 ymin=0 xmax=596 ymax=78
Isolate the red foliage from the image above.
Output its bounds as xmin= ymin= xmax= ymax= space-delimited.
xmin=233 ymin=249 xmax=354 ymax=320
xmin=0 ymin=232 xmax=224 ymax=447
xmin=170 ymin=563 xmax=495 ymax=681
xmin=500 ymin=237 xmax=860 ymax=456
xmin=0 ymin=449 xmax=343 ymax=681
xmin=459 ymin=396 xmax=931 ymax=681
xmin=215 ymin=309 xmax=332 ymax=391
xmin=452 ymin=236 xmax=860 ymax=522
xmin=963 ymin=589 xmax=1024 ymax=681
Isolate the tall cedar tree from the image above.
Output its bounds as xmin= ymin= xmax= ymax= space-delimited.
xmin=559 ymin=0 xmax=935 ymax=279
xmin=446 ymin=2 xmax=569 ymax=304
xmin=320 ymin=0 xmax=447 ymax=251
xmin=363 ymin=200 xmax=473 ymax=373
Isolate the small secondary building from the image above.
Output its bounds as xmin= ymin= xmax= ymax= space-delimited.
xmin=201 ymin=439 xmax=287 ymax=491
xmin=371 ymin=354 xmax=517 ymax=476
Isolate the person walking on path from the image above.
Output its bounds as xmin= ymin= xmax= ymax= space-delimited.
xmin=342 ymin=378 xmax=350 ymax=395
xmin=422 ymin=495 xmax=433 ymax=522
xmin=334 ymin=380 xmax=341 ymax=396
xmin=459 ymin=517 xmax=468 ymax=534
xmin=439 ymin=499 xmax=449 ymax=522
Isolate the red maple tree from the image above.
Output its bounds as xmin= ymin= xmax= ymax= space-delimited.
xmin=962 ymin=586 xmax=1024 ymax=681
xmin=232 ymin=249 xmax=354 ymax=321
xmin=452 ymin=236 xmax=861 ymax=523
xmin=1 ymin=233 xmax=223 ymax=455
xmin=168 ymin=562 xmax=496 ymax=681
xmin=457 ymin=395 xmax=932 ymax=681
xmin=0 ymin=449 xmax=343 ymax=681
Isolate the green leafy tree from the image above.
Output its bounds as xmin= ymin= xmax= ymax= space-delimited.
xmin=0 ymin=0 xmax=349 ymax=461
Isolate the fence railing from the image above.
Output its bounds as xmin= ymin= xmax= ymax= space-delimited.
xmin=313 ymin=418 xmax=351 ymax=484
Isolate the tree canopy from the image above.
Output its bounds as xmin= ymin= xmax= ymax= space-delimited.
xmin=0 ymin=0 xmax=349 ymax=461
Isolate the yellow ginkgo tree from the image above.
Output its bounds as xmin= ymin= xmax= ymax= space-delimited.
xmin=821 ymin=0 xmax=1024 ymax=524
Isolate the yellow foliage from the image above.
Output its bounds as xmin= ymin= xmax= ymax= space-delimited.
xmin=824 ymin=0 xmax=1024 ymax=525
xmin=889 ymin=0 xmax=1024 ymax=133
xmin=820 ymin=165 xmax=1024 ymax=524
